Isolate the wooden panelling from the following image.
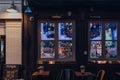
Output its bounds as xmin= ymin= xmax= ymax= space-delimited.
xmin=6 ymin=20 xmax=22 ymax=64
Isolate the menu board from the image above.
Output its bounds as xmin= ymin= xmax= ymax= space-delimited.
xmin=3 ymin=64 xmax=21 ymax=79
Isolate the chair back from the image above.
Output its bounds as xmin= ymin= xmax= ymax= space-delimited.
xmin=56 ymin=69 xmax=74 ymax=80
xmin=64 ymin=69 xmax=74 ymax=80
xmin=96 ymin=69 xmax=105 ymax=80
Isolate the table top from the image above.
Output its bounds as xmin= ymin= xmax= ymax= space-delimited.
xmin=32 ymin=71 xmax=50 ymax=76
xmin=75 ymin=71 xmax=94 ymax=77
xmin=115 ymin=72 xmax=120 ymax=76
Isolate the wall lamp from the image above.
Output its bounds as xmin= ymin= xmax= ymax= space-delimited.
xmin=6 ymin=0 xmax=18 ymax=13
xmin=24 ymin=0 xmax=32 ymax=13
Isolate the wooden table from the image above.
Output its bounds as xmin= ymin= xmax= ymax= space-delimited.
xmin=75 ymin=71 xmax=95 ymax=80
xmin=114 ymin=72 xmax=120 ymax=80
xmin=32 ymin=71 xmax=50 ymax=76
xmin=32 ymin=71 xmax=50 ymax=80
xmin=75 ymin=71 xmax=94 ymax=77
xmin=115 ymin=72 xmax=120 ymax=76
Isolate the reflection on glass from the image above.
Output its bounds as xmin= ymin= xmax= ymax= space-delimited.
xmin=90 ymin=22 xmax=102 ymax=40
xmin=41 ymin=41 xmax=55 ymax=58
xmin=105 ymin=23 xmax=117 ymax=40
xmin=105 ymin=41 xmax=117 ymax=58
xmin=90 ymin=41 xmax=102 ymax=58
xmin=1 ymin=38 xmax=5 ymax=63
xmin=58 ymin=41 xmax=72 ymax=58
xmin=58 ymin=23 xmax=72 ymax=40
xmin=41 ymin=22 xmax=55 ymax=40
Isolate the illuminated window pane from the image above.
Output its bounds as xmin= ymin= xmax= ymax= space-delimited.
xmin=41 ymin=22 xmax=55 ymax=40
xmin=41 ymin=41 xmax=55 ymax=58
xmin=58 ymin=23 xmax=72 ymax=40
xmin=90 ymin=22 xmax=102 ymax=40
xmin=58 ymin=41 xmax=72 ymax=58
xmin=90 ymin=41 xmax=102 ymax=58
xmin=105 ymin=23 xmax=117 ymax=40
xmin=105 ymin=41 xmax=117 ymax=58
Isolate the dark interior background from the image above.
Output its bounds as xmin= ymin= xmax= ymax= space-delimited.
xmin=22 ymin=0 xmax=120 ymax=80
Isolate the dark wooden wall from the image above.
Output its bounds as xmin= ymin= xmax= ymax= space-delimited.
xmin=22 ymin=1 xmax=120 ymax=80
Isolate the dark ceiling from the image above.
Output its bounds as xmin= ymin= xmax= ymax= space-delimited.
xmin=29 ymin=0 xmax=120 ymax=7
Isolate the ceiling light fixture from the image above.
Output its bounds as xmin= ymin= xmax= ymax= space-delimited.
xmin=6 ymin=0 xmax=18 ymax=13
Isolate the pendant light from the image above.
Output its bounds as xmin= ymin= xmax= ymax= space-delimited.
xmin=6 ymin=0 xmax=18 ymax=13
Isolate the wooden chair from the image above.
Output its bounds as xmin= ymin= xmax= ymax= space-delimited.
xmin=95 ymin=69 xmax=106 ymax=80
xmin=56 ymin=69 xmax=75 ymax=80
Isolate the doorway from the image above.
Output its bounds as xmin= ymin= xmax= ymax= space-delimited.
xmin=0 ymin=35 xmax=5 ymax=79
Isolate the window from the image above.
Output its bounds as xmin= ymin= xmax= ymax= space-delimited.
xmin=88 ymin=19 xmax=120 ymax=64
xmin=37 ymin=19 xmax=76 ymax=62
